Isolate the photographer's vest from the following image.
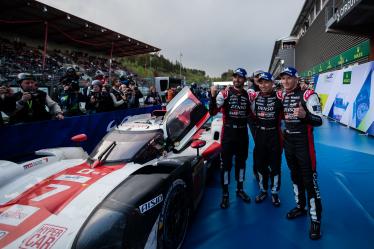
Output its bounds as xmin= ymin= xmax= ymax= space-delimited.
xmin=11 ymin=90 xmax=50 ymax=123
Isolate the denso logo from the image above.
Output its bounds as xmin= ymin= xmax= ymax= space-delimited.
xmin=139 ymin=194 xmax=163 ymax=214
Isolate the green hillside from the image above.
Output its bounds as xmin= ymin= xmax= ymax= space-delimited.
xmin=119 ymin=54 xmax=223 ymax=83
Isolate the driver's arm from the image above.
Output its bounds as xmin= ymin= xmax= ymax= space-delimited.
xmin=209 ymin=88 xmax=225 ymax=116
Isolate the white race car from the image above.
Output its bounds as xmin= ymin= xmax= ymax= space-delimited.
xmin=0 ymin=87 xmax=222 ymax=249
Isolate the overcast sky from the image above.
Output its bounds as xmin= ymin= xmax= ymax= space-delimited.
xmin=39 ymin=0 xmax=305 ymax=77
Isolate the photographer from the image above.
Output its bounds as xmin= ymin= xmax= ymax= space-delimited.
xmin=85 ymin=80 xmax=113 ymax=113
xmin=0 ymin=83 xmax=15 ymax=125
xmin=127 ymin=82 xmax=143 ymax=108
xmin=10 ymin=73 xmax=64 ymax=124
xmin=58 ymin=81 xmax=86 ymax=117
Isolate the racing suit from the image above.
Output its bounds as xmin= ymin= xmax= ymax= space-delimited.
xmin=209 ymin=86 xmax=253 ymax=193
xmin=281 ymin=86 xmax=323 ymax=222
xmin=249 ymin=91 xmax=283 ymax=194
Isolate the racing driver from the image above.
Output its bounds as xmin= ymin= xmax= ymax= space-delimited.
xmin=279 ymin=67 xmax=323 ymax=240
xmin=209 ymin=68 xmax=253 ymax=209
xmin=249 ymin=72 xmax=283 ymax=207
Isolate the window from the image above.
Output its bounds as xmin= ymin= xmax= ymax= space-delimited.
xmin=90 ymin=130 xmax=164 ymax=163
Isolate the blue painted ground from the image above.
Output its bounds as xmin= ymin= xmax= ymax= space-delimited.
xmin=183 ymin=118 xmax=374 ymax=249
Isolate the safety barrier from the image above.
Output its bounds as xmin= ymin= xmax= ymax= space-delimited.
xmin=0 ymin=106 xmax=161 ymax=160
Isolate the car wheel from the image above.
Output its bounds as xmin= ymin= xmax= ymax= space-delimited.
xmin=211 ymin=155 xmax=221 ymax=169
xmin=158 ymin=178 xmax=190 ymax=249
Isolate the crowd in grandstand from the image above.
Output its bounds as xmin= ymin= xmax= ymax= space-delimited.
xmin=0 ymin=36 xmax=132 ymax=84
xmin=0 ymin=37 xmax=166 ymax=125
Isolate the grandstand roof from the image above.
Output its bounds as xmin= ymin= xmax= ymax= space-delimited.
xmin=0 ymin=0 xmax=160 ymax=57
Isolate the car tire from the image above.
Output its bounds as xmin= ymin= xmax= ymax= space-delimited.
xmin=158 ymin=178 xmax=190 ymax=249
xmin=211 ymin=155 xmax=221 ymax=169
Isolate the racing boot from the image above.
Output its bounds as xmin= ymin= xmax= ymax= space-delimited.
xmin=236 ymin=189 xmax=251 ymax=203
xmin=255 ymin=191 xmax=268 ymax=203
xmin=220 ymin=194 xmax=229 ymax=209
xmin=309 ymin=221 xmax=322 ymax=240
xmin=271 ymin=194 xmax=281 ymax=207
xmin=286 ymin=207 xmax=307 ymax=219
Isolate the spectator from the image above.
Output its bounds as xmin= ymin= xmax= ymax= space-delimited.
xmin=10 ymin=73 xmax=64 ymax=124
xmin=166 ymin=87 xmax=176 ymax=103
xmin=58 ymin=80 xmax=85 ymax=117
xmin=127 ymin=82 xmax=143 ymax=108
xmin=299 ymin=77 xmax=309 ymax=91
xmin=248 ymin=70 xmax=264 ymax=92
xmin=100 ymin=84 xmax=115 ymax=112
xmin=110 ymin=79 xmax=128 ymax=110
xmin=85 ymin=80 xmax=103 ymax=114
xmin=144 ymin=86 xmax=162 ymax=105
xmin=0 ymin=84 xmax=15 ymax=125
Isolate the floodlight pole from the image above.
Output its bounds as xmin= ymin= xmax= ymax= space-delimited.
xmin=179 ymin=52 xmax=183 ymax=79
xmin=109 ymin=42 xmax=114 ymax=83
xmin=42 ymin=21 xmax=48 ymax=73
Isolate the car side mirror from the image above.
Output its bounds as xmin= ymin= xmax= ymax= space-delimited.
xmin=71 ymin=134 xmax=87 ymax=143
xmin=191 ymin=139 xmax=206 ymax=157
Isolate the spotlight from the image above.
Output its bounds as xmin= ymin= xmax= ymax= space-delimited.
xmin=85 ymin=23 xmax=89 ymax=28
xmin=67 ymin=15 xmax=71 ymax=20
xmin=43 ymin=6 xmax=48 ymax=12
xmin=117 ymin=34 xmax=121 ymax=39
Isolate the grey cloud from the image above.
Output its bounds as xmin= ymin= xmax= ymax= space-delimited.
xmin=39 ymin=0 xmax=304 ymax=77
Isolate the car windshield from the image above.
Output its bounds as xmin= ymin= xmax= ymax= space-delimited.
xmin=166 ymin=97 xmax=207 ymax=142
xmin=90 ymin=129 xmax=162 ymax=163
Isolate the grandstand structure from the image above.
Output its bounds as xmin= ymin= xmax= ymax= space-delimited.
xmin=0 ymin=0 xmax=160 ymax=85
xmin=269 ymin=0 xmax=374 ymax=78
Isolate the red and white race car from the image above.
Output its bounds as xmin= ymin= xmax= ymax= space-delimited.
xmin=0 ymin=87 xmax=221 ymax=249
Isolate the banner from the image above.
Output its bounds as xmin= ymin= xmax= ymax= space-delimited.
xmin=0 ymin=106 xmax=160 ymax=160
xmin=315 ymin=61 xmax=374 ymax=134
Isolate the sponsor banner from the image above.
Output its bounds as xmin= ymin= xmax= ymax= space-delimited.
xmin=315 ymin=61 xmax=374 ymax=134
xmin=300 ymin=40 xmax=370 ymax=77
xmin=0 ymin=106 xmax=160 ymax=160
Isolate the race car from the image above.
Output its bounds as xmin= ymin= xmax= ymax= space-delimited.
xmin=0 ymin=87 xmax=222 ymax=249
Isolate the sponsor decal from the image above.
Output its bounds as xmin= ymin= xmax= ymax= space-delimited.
xmin=54 ymin=175 xmax=91 ymax=183
xmin=139 ymin=194 xmax=163 ymax=214
xmin=343 ymin=71 xmax=352 ymax=84
xmin=335 ymin=0 xmax=359 ymax=22
xmin=23 ymin=158 xmax=48 ymax=170
xmin=20 ymin=224 xmax=67 ymax=249
xmin=0 ymin=230 xmax=8 ymax=240
xmin=106 ymin=120 xmax=116 ymax=132
xmin=0 ymin=205 xmax=39 ymax=226
xmin=122 ymin=123 xmax=150 ymax=129
xmin=0 ymin=162 xmax=125 ymax=248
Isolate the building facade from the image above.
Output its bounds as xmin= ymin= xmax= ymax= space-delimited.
xmin=269 ymin=0 xmax=374 ymax=79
